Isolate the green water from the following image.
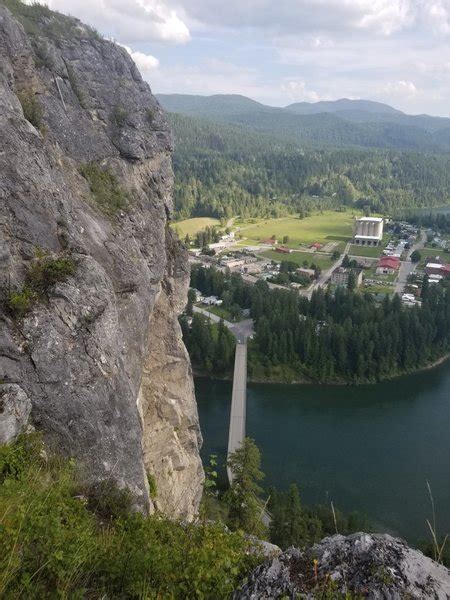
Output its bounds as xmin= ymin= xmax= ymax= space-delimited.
xmin=195 ymin=361 xmax=450 ymax=543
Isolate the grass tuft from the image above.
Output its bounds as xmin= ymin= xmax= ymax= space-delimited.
xmin=79 ymin=162 xmax=127 ymax=216
xmin=16 ymin=88 xmax=44 ymax=131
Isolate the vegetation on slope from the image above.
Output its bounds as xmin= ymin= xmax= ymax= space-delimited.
xmin=3 ymin=0 xmax=102 ymax=41
xmin=0 ymin=435 xmax=260 ymax=598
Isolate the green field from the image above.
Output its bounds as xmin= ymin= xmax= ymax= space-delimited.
xmin=172 ymin=217 xmax=220 ymax=238
xmin=349 ymin=244 xmax=385 ymax=258
xmin=364 ymin=267 xmax=397 ymax=283
xmin=261 ymin=250 xmax=334 ymax=270
xmin=237 ymin=210 xmax=358 ymax=248
xmin=418 ymin=246 xmax=449 ymax=260
xmin=198 ymin=305 xmax=243 ymax=323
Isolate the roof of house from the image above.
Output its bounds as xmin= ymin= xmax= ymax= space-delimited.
xmin=377 ymin=256 xmax=400 ymax=269
xmin=426 ymin=262 xmax=450 ymax=272
xmin=356 ymin=217 xmax=383 ymax=223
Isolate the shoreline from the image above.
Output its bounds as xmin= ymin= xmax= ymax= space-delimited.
xmin=193 ymin=353 xmax=450 ymax=387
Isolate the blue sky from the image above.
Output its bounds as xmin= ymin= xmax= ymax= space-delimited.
xmin=47 ymin=0 xmax=450 ymax=116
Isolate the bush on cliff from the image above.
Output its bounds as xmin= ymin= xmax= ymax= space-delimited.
xmin=0 ymin=435 xmax=260 ymax=598
xmin=79 ymin=162 xmax=128 ymax=216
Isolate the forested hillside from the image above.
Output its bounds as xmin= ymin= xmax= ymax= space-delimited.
xmin=158 ymin=93 xmax=450 ymax=153
xmin=169 ymin=113 xmax=450 ymax=220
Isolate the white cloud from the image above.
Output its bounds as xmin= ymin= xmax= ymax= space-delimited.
xmin=356 ymin=0 xmax=413 ymax=35
xmin=281 ymin=80 xmax=323 ymax=102
xmin=47 ymin=0 xmax=190 ymax=43
xmin=176 ymin=0 xmax=417 ymax=36
xmin=120 ymin=44 xmax=160 ymax=71
xmin=377 ymin=80 xmax=418 ymax=98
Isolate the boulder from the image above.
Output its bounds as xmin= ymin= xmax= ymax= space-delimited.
xmin=235 ymin=533 xmax=450 ymax=599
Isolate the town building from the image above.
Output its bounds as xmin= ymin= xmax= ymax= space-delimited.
xmin=330 ymin=267 xmax=363 ymax=287
xmin=376 ymin=256 xmax=400 ymax=274
xmin=425 ymin=262 xmax=450 ymax=277
xmin=220 ymin=257 xmax=246 ymax=269
xmin=202 ymin=296 xmax=223 ymax=306
xmin=275 ymin=246 xmax=292 ymax=254
xmin=309 ymin=242 xmax=323 ymax=251
xmin=353 ymin=217 xmax=384 ymax=246
xmin=296 ymin=267 xmax=315 ymax=280
xmin=260 ymin=238 xmax=277 ymax=245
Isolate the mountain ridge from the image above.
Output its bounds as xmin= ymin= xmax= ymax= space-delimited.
xmin=157 ymin=93 xmax=450 ymax=152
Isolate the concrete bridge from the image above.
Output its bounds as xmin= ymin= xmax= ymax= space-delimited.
xmin=192 ymin=306 xmax=252 ymax=483
xmin=226 ymin=341 xmax=248 ymax=483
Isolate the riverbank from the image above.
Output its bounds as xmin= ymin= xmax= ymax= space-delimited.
xmin=193 ymin=353 xmax=450 ymax=386
xmin=195 ymin=360 xmax=450 ymax=543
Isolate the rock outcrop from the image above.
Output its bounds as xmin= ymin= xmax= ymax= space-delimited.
xmin=0 ymin=383 xmax=32 ymax=443
xmin=0 ymin=3 xmax=203 ymax=517
xmin=235 ymin=533 xmax=450 ymax=599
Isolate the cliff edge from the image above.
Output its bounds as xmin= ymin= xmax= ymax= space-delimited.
xmin=0 ymin=1 xmax=203 ymax=517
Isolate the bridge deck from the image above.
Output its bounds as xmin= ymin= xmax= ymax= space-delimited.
xmin=227 ymin=342 xmax=247 ymax=483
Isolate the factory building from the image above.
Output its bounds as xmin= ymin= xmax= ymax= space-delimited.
xmin=353 ymin=217 xmax=384 ymax=246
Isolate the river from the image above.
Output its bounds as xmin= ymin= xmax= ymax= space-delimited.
xmin=195 ymin=361 xmax=450 ymax=544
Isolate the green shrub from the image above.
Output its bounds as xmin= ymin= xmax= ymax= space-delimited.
xmin=16 ymin=88 xmax=43 ymax=131
xmin=79 ymin=162 xmax=127 ymax=216
xmin=87 ymin=479 xmax=133 ymax=521
xmin=5 ymin=287 xmax=36 ymax=318
xmin=26 ymin=256 xmax=76 ymax=293
xmin=0 ymin=433 xmax=43 ymax=483
xmin=32 ymin=39 xmax=55 ymax=70
xmin=113 ymin=105 xmax=128 ymax=128
xmin=0 ymin=437 xmax=261 ymax=598
xmin=147 ymin=472 xmax=158 ymax=498
xmin=4 ymin=255 xmax=75 ymax=319
xmin=146 ymin=107 xmax=155 ymax=123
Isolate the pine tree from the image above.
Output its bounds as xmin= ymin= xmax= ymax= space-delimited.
xmin=224 ymin=438 xmax=266 ymax=537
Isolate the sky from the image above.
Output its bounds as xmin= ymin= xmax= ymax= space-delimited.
xmin=46 ymin=0 xmax=450 ymax=116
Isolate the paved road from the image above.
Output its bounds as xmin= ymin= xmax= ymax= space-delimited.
xmin=192 ymin=306 xmax=254 ymax=343
xmin=304 ymin=242 xmax=351 ymax=298
xmin=394 ymin=230 xmax=426 ymax=295
xmin=227 ymin=342 xmax=247 ymax=483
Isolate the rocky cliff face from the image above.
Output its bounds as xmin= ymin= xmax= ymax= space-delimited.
xmin=0 ymin=2 xmax=203 ymax=517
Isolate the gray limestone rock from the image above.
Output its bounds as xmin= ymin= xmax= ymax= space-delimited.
xmin=0 ymin=383 xmax=32 ymax=443
xmin=235 ymin=533 xmax=450 ymax=599
xmin=0 ymin=4 xmax=203 ymax=517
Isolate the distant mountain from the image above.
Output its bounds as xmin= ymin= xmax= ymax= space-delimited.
xmin=156 ymin=93 xmax=450 ymax=153
xmin=156 ymin=93 xmax=277 ymax=117
xmin=285 ymin=98 xmax=401 ymax=115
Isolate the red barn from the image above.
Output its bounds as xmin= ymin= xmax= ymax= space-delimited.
xmin=376 ymin=256 xmax=400 ymax=274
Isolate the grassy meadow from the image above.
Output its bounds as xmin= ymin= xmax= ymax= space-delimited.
xmin=261 ymin=250 xmax=334 ymax=270
xmin=171 ymin=217 xmax=220 ymax=237
xmin=237 ymin=210 xmax=358 ymax=248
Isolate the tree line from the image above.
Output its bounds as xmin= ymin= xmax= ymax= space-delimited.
xmin=187 ymin=265 xmax=450 ymax=383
